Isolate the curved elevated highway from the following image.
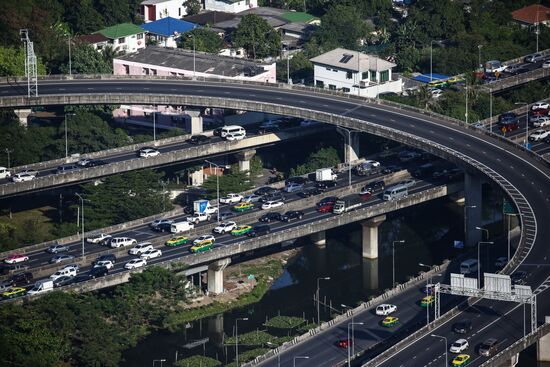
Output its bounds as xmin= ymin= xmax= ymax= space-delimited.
xmin=1 ymin=77 xmax=549 ymax=365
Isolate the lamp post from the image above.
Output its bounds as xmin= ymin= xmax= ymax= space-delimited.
xmin=475 ymin=226 xmax=489 ymax=241
xmin=282 ymin=41 xmax=290 ymax=84
xmin=514 ymin=102 xmax=529 ymax=148
xmin=489 ymin=87 xmax=493 ymax=133
xmin=341 ymin=128 xmax=354 ymax=188
xmin=505 ymin=213 xmax=518 ymax=261
xmin=235 ymin=317 xmax=248 ymax=366
xmin=464 ymin=204 xmax=476 ymax=246
xmin=430 ymin=334 xmax=448 ymax=366
xmin=392 ymin=240 xmax=405 ymax=288
xmin=465 ymin=85 xmax=469 ymax=124
xmin=68 ymin=34 xmax=72 ymax=76
xmin=204 ymin=160 xmax=220 ymax=223
xmin=294 ymin=356 xmax=309 ymax=367
xmin=188 ymin=33 xmax=196 ymax=78
xmin=316 ymin=276 xmax=330 ymax=324
xmin=419 ymin=263 xmax=433 ymax=325
xmin=4 ymin=148 xmax=13 ymax=169
xmin=75 ymin=193 xmax=85 ymax=258
xmin=478 ymin=44 xmax=483 ymax=69
xmin=152 ymin=359 xmax=166 ymax=367
xmin=477 ymin=241 xmax=494 ymax=286
xmin=152 ymin=107 xmax=156 ymax=141
xmin=430 ymin=40 xmax=435 ymax=82
xmin=64 ymin=113 xmax=75 ymax=159
xmin=347 ymin=322 xmax=364 ymax=366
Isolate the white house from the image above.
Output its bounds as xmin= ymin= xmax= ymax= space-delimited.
xmin=310 ymin=48 xmax=402 ymax=98
xmin=204 ymin=0 xmax=258 ymax=14
xmin=141 ymin=0 xmax=188 ymax=22
xmin=95 ymin=23 xmax=146 ymax=54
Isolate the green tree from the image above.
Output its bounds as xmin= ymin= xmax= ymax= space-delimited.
xmin=312 ymin=4 xmax=370 ymax=51
xmin=60 ymin=43 xmax=112 ymax=74
xmin=277 ymin=51 xmax=314 ymax=83
xmin=202 ymin=170 xmax=253 ymax=198
xmin=184 ymin=0 xmax=202 ymax=16
xmin=233 ymin=14 xmax=281 ymax=59
xmin=290 ymin=147 xmax=340 ymax=176
xmin=0 ymin=46 xmax=47 ymax=76
xmin=180 ymin=28 xmax=224 ymax=54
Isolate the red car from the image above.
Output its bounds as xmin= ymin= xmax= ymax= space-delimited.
xmin=336 ymin=339 xmax=352 ymax=348
xmin=359 ymin=192 xmax=372 ymax=201
xmin=531 ymin=108 xmax=549 ymax=117
xmin=4 ymin=254 xmax=29 ymax=264
xmin=317 ymin=203 xmax=334 ymax=213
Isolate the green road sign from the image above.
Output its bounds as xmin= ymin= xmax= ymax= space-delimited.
xmin=503 ymin=199 xmax=516 ymax=214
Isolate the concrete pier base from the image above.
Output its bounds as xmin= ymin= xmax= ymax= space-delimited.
xmin=207 ymin=258 xmax=231 ymax=294
xmin=310 ymin=231 xmax=326 ymax=247
xmin=337 ymin=128 xmax=360 ymax=163
xmin=14 ymin=108 xmax=31 ymax=127
xmin=236 ymin=149 xmax=256 ymax=174
xmin=361 ymin=215 xmax=386 ymax=259
xmin=186 ymin=108 xmax=203 ymax=135
xmin=362 ymin=258 xmax=379 ymax=290
xmin=189 ymin=168 xmax=204 ymax=186
xmin=537 ymin=316 xmax=550 ymax=361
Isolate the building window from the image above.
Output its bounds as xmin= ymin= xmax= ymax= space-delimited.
xmin=342 ymin=87 xmax=350 ymax=93
xmin=333 ymin=69 xmax=338 ymax=72
xmin=118 ymin=37 xmax=125 ymax=44
xmin=329 ymin=84 xmax=336 ymax=90
xmin=179 ymin=8 xmax=181 ymax=16
xmin=316 ymin=80 xmax=325 ymax=88
xmin=137 ymin=33 xmax=143 ymax=40
xmin=380 ymin=70 xmax=389 ymax=82
xmin=346 ymin=71 xmax=352 ymax=79
xmin=370 ymin=70 xmax=377 ymax=82
xmin=326 ymin=67 xmax=331 ymax=71
xmin=123 ymin=65 xmax=130 ymax=75
xmin=171 ymin=72 xmax=177 ymax=76
xmin=246 ymin=0 xmax=250 ymax=4
xmin=151 ymin=69 xmax=157 ymax=75
xmin=143 ymin=68 xmax=150 ymax=75
xmin=362 ymin=71 xmax=368 ymax=80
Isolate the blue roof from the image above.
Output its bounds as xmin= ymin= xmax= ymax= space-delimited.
xmin=413 ymin=73 xmax=451 ymax=83
xmin=141 ymin=17 xmax=197 ymax=37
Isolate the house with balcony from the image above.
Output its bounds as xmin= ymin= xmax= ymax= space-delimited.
xmin=310 ymin=48 xmax=402 ymax=98
xmin=205 ymin=0 xmax=258 ymax=13
xmin=141 ymin=0 xmax=188 ymax=22
xmin=95 ymin=23 xmax=146 ymax=54
xmin=140 ymin=17 xmax=197 ymax=48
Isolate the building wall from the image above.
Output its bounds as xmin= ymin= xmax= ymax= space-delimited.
xmin=148 ymin=34 xmax=178 ymax=48
xmin=142 ymin=0 xmax=187 ymax=22
xmin=204 ymin=0 xmax=258 ymax=13
xmin=111 ymin=32 xmax=146 ymax=53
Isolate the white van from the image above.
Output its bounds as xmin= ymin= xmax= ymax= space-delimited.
xmin=460 ymin=259 xmax=479 ymax=275
xmin=382 ymin=184 xmax=408 ymax=201
xmin=28 ymin=280 xmax=54 ymax=295
xmin=171 ymin=221 xmax=195 ymax=234
xmin=0 ymin=167 xmax=11 ymax=179
xmin=220 ymin=125 xmax=246 ymax=138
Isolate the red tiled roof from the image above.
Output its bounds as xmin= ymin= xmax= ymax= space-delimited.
xmin=512 ymin=4 xmax=550 ymax=25
xmin=75 ymin=34 xmax=109 ymax=44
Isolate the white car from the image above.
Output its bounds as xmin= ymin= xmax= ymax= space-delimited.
xmin=0 ymin=167 xmax=11 ymax=179
xmin=449 ymin=339 xmax=469 ymax=353
xmin=220 ymin=193 xmax=243 ymax=204
xmin=543 ymin=60 xmax=550 ymax=68
xmin=110 ymin=237 xmax=137 ymax=248
xmin=140 ymin=249 xmax=162 ymax=260
xmin=225 ymin=132 xmax=246 ymax=141
xmin=17 ymin=169 xmax=38 ymax=176
xmin=124 ymin=258 xmax=147 ymax=270
xmin=94 ymin=260 xmax=114 ymax=270
xmin=261 ymin=200 xmax=284 ymax=210
xmin=60 ymin=264 xmax=80 ymax=273
xmin=77 ymin=157 xmax=92 ymax=166
xmin=533 ymin=117 xmax=550 ymax=127
xmin=128 ymin=242 xmax=154 ymax=255
xmin=213 ymin=221 xmax=237 ymax=234
xmin=431 ymin=89 xmax=443 ymax=99
xmin=531 ymin=102 xmax=550 ymax=110
xmin=528 ymin=129 xmax=550 ymax=141
xmin=364 ymin=160 xmax=381 ymax=167
xmin=139 ymin=148 xmax=160 ymax=158
xmin=12 ymin=173 xmax=35 ymax=182
xmin=86 ymin=233 xmax=112 ymax=244
xmin=193 ymin=234 xmax=216 ymax=246
xmin=399 ymin=179 xmax=416 ymax=188
xmin=375 ymin=304 xmax=397 ymax=316
xmin=242 ymin=194 xmax=262 ymax=203
xmin=50 ymin=268 xmax=77 ymax=280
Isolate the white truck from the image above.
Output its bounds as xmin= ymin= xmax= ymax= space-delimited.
xmin=315 ymin=168 xmax=337 ymax=182
xmin=193 ymin=200 xmax=218 ymax=215
xmin=186 ymin=212 xmax=212 ymax=224
xmin=28 ymin=280 xmax=54 ymax=295
xmin=171 ymin=221 xmax=195 ymax=234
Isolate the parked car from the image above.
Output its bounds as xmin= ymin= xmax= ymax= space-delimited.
xmin=86 ymin=233 xmax=112 ymax=244
xmin=50 ymin=254 xmax=75 ymax=264
xmin=140 ymin=249 xmax=162 ymax=260
xmin=12 ymin=172 xmax=36 ymax=182
xmin=138 ymin=147 xmax=160 ymax=158
xmin=125 ymin=258 xmax=147 ymax=270
xmin=281 ymin=210 xmax=304 ymax=222
xmin=187 ymin=135 xmax=210 ymax=144
xmin=46 ymin=244 xmax=69 ymax=254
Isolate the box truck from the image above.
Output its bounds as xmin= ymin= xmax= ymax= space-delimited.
xmin=333 ymin=196 xmax=366 ymax=214
xmin=171 ymin=221 xmax=195 ymax=234
xmin=193 ymin=200 xmax=218 ymax=215
xmin=315 ymin=168 xmax=337 ymax=182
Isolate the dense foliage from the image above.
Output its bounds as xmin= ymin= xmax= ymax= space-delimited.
xmin=179 ymin=28 xmax=225 ymax=54
xmin=233 ymin=14 xmax=281 ymax=59
xmin=289 ymin=146 xmax=341 ymax=177
xmin=201 ymin=170 xmax=254 ymax=199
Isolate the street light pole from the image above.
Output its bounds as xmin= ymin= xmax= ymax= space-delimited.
xmin=431 ymin=334 xmax=448 ymax=366
xmin=477 ymin=241 xmax=494 ymax=286
xmin=430 ymin=40 xmax=434 ymax=82
xmin=235 ymin=317 xmax=248 ymax=366
xmin=75 ymin=193 xmax=85 ymax=258
xmin=475 ymin=226 xmax=489 ymax=241
xmin=152 ymin=359 xmax=166 ymax=367
xmin=4 ymin=148 xmax=13 ymax=169
xmin=347 ymin=322 xmax=364 ymax=367
xmin=68 ymin=34 xmax=72 ymax=76
xmin=505 ymin=213 xmax=518 ymax=261
xmin=316 ymin=276 xmax=330 ymax=324
xmin=293 ymin=356 xmax=309 ymax=367
xmin=188 ymin=34 xmax=196 ymax=78
xmin=204 ymin=160 xmax=220 ymax=223
xmin=515 ymin=102 xmax=529 ymax=147
xmin=464 ymin=205 xmax=476 ymax=246
xmin=392 ymin=240 xmax=405 ymax=288
xmin=153 ymin=107 xmax=156 ymax=141
xmin=419 ymin=263 xmax=433 ymax=325
xmin=478 ymin=44 xmax=483 ymax=69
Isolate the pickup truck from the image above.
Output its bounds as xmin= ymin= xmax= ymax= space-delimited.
xmin=186 ymin=212 xmax=212 ymax=224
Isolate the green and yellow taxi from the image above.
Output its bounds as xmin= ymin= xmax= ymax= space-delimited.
xmin=447 ymin=75 xmax=464 ymax=85
xmin=421 ymin=295 xmax=434 ymax=307
xmin=189 ymin=242 xmax=213 ymax=253
xmin=231 ymin=225 xmax=253 ymax=236
xmin=428 ymin=80 xmax=448 ymax=89
xmin=2 ymin=287 xmax=27 ymax=299
xmin=165 ymin=236 xmax=189 ymax=247
xmin=452 ymin=354 xmax=471 ymax=366
xmin=381 ymin=316 xmax=399 ymax=327
xmin=233 ymin=202 xmax=254 ymax=212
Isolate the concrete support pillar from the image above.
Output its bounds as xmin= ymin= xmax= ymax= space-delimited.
xmin=189 ymin=168 xmax=204 ymax=186
xmin=337 ymin=128 xmax=361 ymax=164
xmin=235 ymin=149 xmax=256 ymax=174
xmin=361 ymin=215 xmax=386 ymax=259
xmin=537 ymin=316 xmax=550 ymax=361
xmin=208 ymin=314 xmax=224 ymax=347
xmin=186 ymin=108 xmax=203 ymax=135
xmin=362 ymin=258 xmax=379 ymax=290
xmin=465 ymin=173 xmax=483 ymax=247
xmin=498 ymin=354 xmax=520 ymax=367
xmin=207 ymin=258 xmax=231 ymax=294
xmin=310 ymin=231 xmax=326 ymax=247
xmin=14 ymin=109 xmax=31 ymax=127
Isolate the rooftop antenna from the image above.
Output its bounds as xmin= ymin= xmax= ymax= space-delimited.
xmin=20 ymin=29 xmax=38 ymax=98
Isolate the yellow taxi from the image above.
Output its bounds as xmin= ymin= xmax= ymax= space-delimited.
xmin=421 ymin=295 xmax=434 ymax=307
xmin=2 ymin=287 xmax=27 ymax=299
xmin=189 ymin=243 xmax=213 ymax=253
xmin=452 ymin=354 xmax=471 ymax=366
xmin=231 ymin=225 xmax=253 ymax=236
xmin=381 ymin=316 xmax=399 ymax=327
xmin=233 ymin=202 xmax=254 ymax=212
xmin=165 ymin=236 xmax=189 ymax=247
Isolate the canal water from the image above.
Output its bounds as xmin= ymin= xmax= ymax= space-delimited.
xmin=122 ymin=192 xmax=522 ymax=367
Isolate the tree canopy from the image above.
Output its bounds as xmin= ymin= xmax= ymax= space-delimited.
xmin=180 ymin=28 xmax=224 ymax=54
xmin=233 ymin=14 xmax=281 ymax=59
